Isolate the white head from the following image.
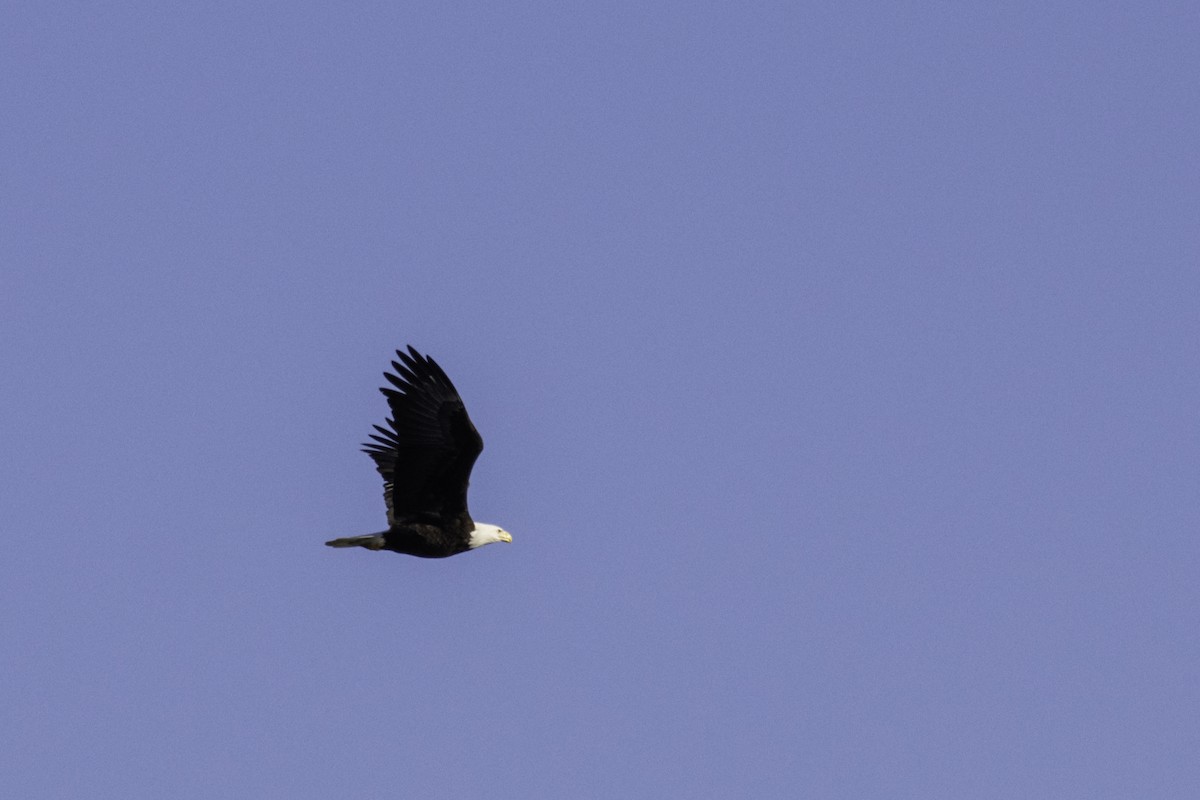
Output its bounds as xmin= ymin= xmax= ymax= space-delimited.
xmin=468 ymin=523 xmax=513 ymax=549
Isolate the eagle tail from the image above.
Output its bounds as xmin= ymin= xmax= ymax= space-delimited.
xmin=324 ymin=534 xmax=386 ymax=550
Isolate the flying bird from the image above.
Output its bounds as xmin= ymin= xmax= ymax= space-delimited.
xmin=325 ymin=346 xmax=512 ymax=558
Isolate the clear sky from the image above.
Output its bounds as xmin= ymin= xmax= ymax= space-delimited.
xmin=2 ymin=2 xmax=1197 ymax=797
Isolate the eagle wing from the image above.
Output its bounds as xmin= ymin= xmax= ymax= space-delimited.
xmin=361 ymin=346 xmax=484 ymax=526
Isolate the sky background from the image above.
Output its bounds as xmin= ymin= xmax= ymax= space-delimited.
xmin=2 ymin=2 xmax=1198 ymax=797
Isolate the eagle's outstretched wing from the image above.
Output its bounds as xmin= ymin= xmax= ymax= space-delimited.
xmin=361 ymin=346 xmax=483 ymax=525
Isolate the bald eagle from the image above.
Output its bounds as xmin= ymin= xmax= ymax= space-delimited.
xmin=325 ymin=346 xmax=512 ymax=558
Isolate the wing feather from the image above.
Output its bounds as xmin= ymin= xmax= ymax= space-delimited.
xmin=361 ymin=346 xmax=484 ymax=527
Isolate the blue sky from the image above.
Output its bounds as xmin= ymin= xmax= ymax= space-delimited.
xmin=2 ymin=2 xmax=1197 ymax=797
